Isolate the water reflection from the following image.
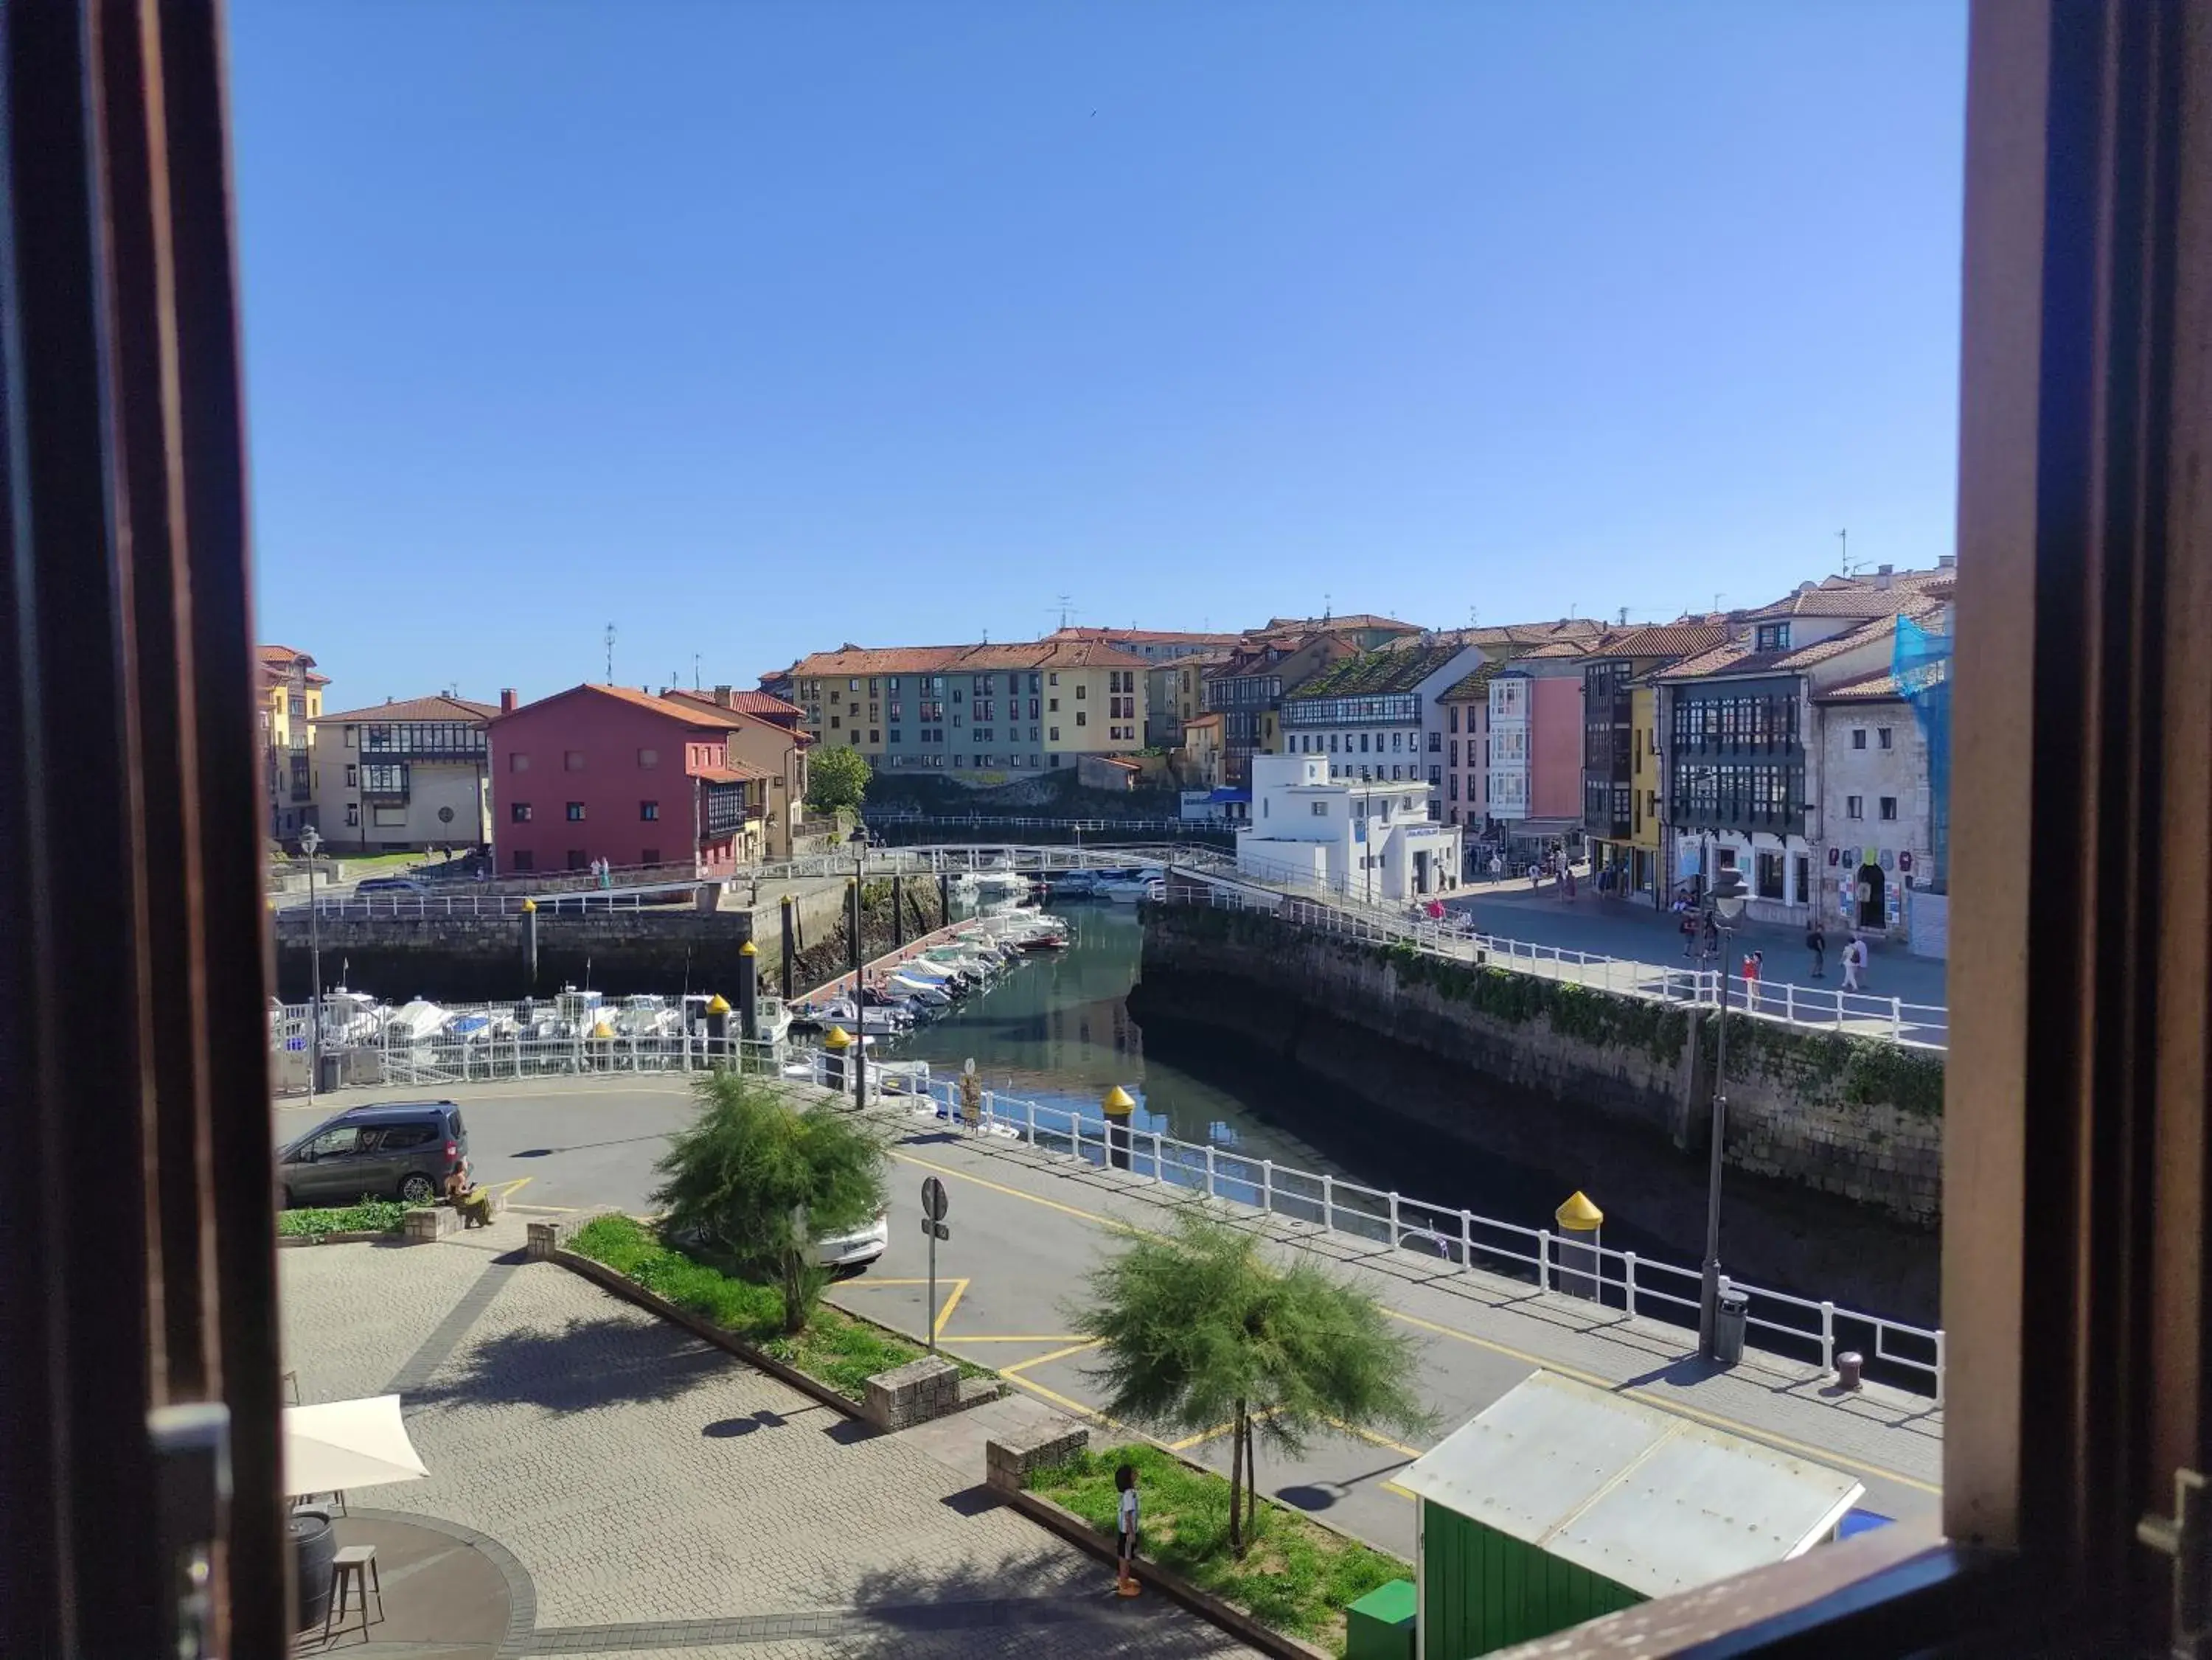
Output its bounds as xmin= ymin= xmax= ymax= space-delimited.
xmin=886 ymin=904 xmax=1354 ymax=1176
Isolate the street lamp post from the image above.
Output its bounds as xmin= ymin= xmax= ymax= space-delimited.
xmin=849 ymin=826 xmax=870 ymax=1106
xmin=299 ymin=823 xmax=324 ymax=1105
xmin=1697 ymin=865 xmax=1747 ymax=1360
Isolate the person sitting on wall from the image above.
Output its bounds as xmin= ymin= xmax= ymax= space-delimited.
xmin=444 ymin=1166 xmax=493 ymax=1229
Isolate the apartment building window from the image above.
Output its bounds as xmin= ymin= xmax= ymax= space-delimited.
xmin=342 ymin=725 xmax=356 ymax=747
xmin=1029 ymin=754 xmax=1040 ymax=769
xmin=344 ymin=764 xmax=357 ymax=787
xmin=1391 ymin=732 xmax=1403 ymax=752
xmin=1754 ymin=621 xmax=1792 ymax=652
xmin=1427 ymin=730 xmax=1441 ymax=750
xmin=1880 ymin=796 xmax=1899 ymax=820
xmin=975 ymin=700 xmax=995 ymax=721
xmin=1449 ymin=705 xmax=1460 ymax=733
xmin=511 ymin=803 xmax=532 ymax=822
xmin=888 ymin=729 xmax=902 ymax=744
xmin=1029 ymin=725 xmax=1040 ymax=742
xmin=867 ymin=703 xmax=879 ymax=721
xmin=1048 ymin=727 xmax=1060 ymax=742
xmin=1048 ymin=697 xmax=1059 ymax=712
xmin=972 ymin=675 xmax=990 ymax=694
xmin=1448 ymin=775 xmax=1458 ymax=801
xmin=566 ymin=801 xmax=585 ymax=820
xmin=1048 ymin=672 xmax=1058 ymax=686
xmin=830 ymin=716 xmax=840 ymax=728
xmin=640 ymin=801 xmax=659 ymax=821
xmin=888 ymin=678 xmax=902 ymax=692
xmin=1852 ymin=728 xmax=1868 ymax=750
xmin=1075 ymin=683 xmax=1087 ymax=700
xmin=869 ymin=677 xmax=880 ymax=694
xmin=1359 ymin=733 xmax=1369 ymax=752
xmin=869 ymin=729 xmax=880 ymax=743
xmin=975 ymin=728 xmax=992 ymax=742
xmin=1879 ymin=726 xmax=1894 ymax=749
xmin=1075 ymin=711 xmax=1086 ymax=727
xmin=888 ymin=702 xmax=903 ymax=721
xmin=1847 ymin=795 xmax=1864 ymax=819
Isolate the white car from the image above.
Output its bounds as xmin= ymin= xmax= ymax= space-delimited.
xmin=815 ymin=1209 xmax=889 ymax=1269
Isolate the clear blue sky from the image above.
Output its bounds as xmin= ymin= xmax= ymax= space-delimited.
xmin=232 ymin=1 xmax=1966 ymax=707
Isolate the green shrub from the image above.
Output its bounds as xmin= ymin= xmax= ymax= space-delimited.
xmin=276 ymin=1197 xmax=408 ymax=1237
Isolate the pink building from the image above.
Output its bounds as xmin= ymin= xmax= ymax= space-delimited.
xmin=1528 ymin=674 xmax=1584 ymax=820
xmin=487 ymin=684 xmax=770 ymax=876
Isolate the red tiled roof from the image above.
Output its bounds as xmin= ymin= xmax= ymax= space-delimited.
xmin=313 ymin=693 xmax=498 ymax=725
xmin=661 ymin=686 xmax=807 ymax=721
xmin=257 ymin=644 xmax=329 ymax=686
xmin=783 ymin=638 xmax=1153 ymax=678
xmin=1655 ymin=608 xmax=1939 ymax=683
xmin=1259 ymin=613 xmax=1423 ymax=635
xmin=257 ymin=644 xmax=313 ymax=664
xmin=1587 ymin=621 xmax=1736 ymax=660
xmin=696 ymin=761 xmax=771 ymax=784
xmin=1748 ymin=573 xmax=1958 ymax=620
xmin=1180 ymin=710 xmax=1223 ymax=728
xmin=1815 ymin=672 xmax=1906 ymax=702
xmin=490 ymin=683 xmax=753 ymax=730
xmin=1046 ymin=627 xmax=1242 ymax=647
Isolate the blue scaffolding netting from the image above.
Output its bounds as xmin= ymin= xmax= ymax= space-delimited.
xmin=1893 ymin=611 xmax=1952 ymax=891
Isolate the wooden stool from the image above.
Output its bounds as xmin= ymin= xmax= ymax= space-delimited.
xmin=324 ymin=1544 xmax=381 ymax=1642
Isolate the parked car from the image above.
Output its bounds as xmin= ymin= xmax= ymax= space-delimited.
xmin=355 ymin=875 xmax=431 ymax=896
xmin=815 ymin=1208 xmax=890 ymax=1270
xmin=277 ymin=1100 xmax=468 ymax=1207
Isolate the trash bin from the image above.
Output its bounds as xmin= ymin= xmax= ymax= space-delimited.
xmin=288 ymin=1508 xmax=335 ymax=1632
xmin=317 ymin=1050 xmax=344 ymax=1092
xmin=1714 ymin=1288 xmax=1750 ymax=1366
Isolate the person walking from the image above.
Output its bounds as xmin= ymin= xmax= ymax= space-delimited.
xmin=1806 ymin=922 xmax=1827 ymax=979
xmin=1489 ymin=851 xmax=1505 ymax=882
xmin=1680 ymin=907 xmax=1700 ymax=959
xmin=1742 ymin=949 xmax=1763 ymax=1013
xmin=1842 ymin=934 xmax=1865 ymax=991
xmin=1114 ymin=1462 xmax=1142 ymax=1597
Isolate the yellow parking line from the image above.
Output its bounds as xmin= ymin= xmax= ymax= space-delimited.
xmin=999 ymin=1339 xmax=1102 ymax=1376
xmin=890 ymin=1151 xmax=1119 ymax=1228
xmin=494 ymin=1177 xmax=532 ymax=1198
xmin=942 ymin=1334 xmax=1088 ymax=1345
xmin=1323 ymin=1416 xmax=1424 ymax=1460
xmin=933 ymin=1278 xmax=967 ymax=1339
xmin=1001 ymin=1370 xmax=1141 ymax=1439
xmin=1169 ymin=1407 xmax=1279 ymax=1452
xmin=835 ymin=1277 xmax=936 ymax=1288
xmin=1380 ymin=1481 xmax=1416 ymax=1502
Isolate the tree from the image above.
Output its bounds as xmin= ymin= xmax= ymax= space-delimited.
xmin=652 ymin=1070 xmax=888 ymax=1333
xmin=806 ymin=744 xmax=872 ymax=817
xmin=1071 ymin=1206 xmax=1429 ymax=1557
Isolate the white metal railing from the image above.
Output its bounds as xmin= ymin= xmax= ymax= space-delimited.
xmin=272 ymin=1000 xmax=785 ymax=1085
xmin=800 ymin=1053 xmax=1945 ymax=1401
xmin=1164 ymin=876 xmax=1950 ymax=1048
xmin=296 ymin=888 xmax=678 ymax=920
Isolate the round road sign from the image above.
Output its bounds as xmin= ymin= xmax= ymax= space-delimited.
xmin=922 ymin=1176 xmax=948 ymax=1222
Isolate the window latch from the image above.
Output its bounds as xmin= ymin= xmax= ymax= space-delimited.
xmin=150 ymin=1402 xmax=232 ymax=1660
xmin=2139 ymin=1466 xmax=2209 ymax=1658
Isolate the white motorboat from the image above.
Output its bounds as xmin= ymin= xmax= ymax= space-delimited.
xmin=887 ymin=973 xmax=953 ymax=1007
xmin=806 ymin=996 xmax=909 ymax=1036
xmin=442 ymin=1007 xmax=515 ymax=1043
xmin=1099 ymin=876 xmax=1161 ymax=904
xmin=1050 ymin=871 xmax=1103 ymax=899
xmin=383 ymin=999 xmax=449 ymax=1045
xmin=316 ymin=987 xmax=386 ymax=1046
xmin=970 ymin=871 xmax=1032 ymax=900
xmin=614 ymin=994 xmax=681 ymax=1037
xmin=552 ymin=984 xmax=605 ymax=1036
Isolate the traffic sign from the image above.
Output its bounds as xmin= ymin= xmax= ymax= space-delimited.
xmin=922 ymin=1176 xmax=948 ymax=1221
xmin=922 ymin=1219 xmax=950 ymax=1240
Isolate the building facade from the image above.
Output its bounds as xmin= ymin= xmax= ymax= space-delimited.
xmin=1274 ymin=642 xmax=1484 ymax=803
xmin=1814 ymin=675 xmax=1935 ymax=939
xmin=1236 ymin=753 xmax=1461 ymax=902
xmin=1144 ymin=652 xmax=1228 ymax=747
xmin=309 ymin=694 xmax=495 ymax=852
xmin=258 ymin=644 xmax=327 ymax=841
xmin=488 ymin=684 xmax=771 ymax=877
xmin=782 ymin=639 xmax=1150 ymax=784
xmin=661 ymin=686 xmax=811 ymax=857
xmin=1201 ymin=633 xmax=1356 ymax=785
xmin=1175 ymin=710 xmax=1225 ymax=790
xmin=1578 ymin=623 xmax=1733 ymax=896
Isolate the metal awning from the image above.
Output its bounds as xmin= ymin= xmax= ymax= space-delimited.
xmin=1397 ymin=1373 xmax=1863 ymax=1600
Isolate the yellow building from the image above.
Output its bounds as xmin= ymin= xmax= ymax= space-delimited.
xmin=1627 ymin=683 xmax=1662 ymax=893
xmin=257 ymin=644 xmax=327 ymax=842
xmin=782 ymin=638 xmax=1150 ymax=786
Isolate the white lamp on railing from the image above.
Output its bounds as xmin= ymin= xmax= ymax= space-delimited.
xmin=299 ymin=823 xmax=323 ymax=1106
xmin=1698 ymin=865 xmax=1747 ymax=1362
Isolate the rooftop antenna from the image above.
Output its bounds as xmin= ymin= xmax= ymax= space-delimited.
xmin=693 ymin=652 xmax=702 ymax=691
xmin=1618 ymin=607 xmax=1630 ymax=626
xmin=1323 ymin=593 xmax=1332 ymax=621
xmin=604 ymin=623 xmax=616 ymax=683
xmin=1056 ymin=593 xmax=1073 ymax=630
xmin=1837 ymin=528 xmax=1853 ymax=575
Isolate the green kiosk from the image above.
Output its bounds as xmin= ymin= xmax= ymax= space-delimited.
xmin=1397 ymin=1372 xmax=1865 ymax=1659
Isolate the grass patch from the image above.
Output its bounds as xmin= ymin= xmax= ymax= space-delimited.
xmin=1026 ymin=1443 xmax=1408 ymax=1656
xmin=278 ymin=1197 xmax=408 ymax=1236
xmin=565 ymin=1213 xmax=995 ymax=1401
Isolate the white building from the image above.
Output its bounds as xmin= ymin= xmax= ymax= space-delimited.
xmin=1236 ymin=753 xmax=1463 ymax=902
xmin=1485 ymin=671 xmax=1531 ymax=820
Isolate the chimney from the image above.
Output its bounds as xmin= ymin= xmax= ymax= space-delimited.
xmin=714 ymin=683 xmax=734 ymax=709
xmin=1938 ymin=553 xmax=1958 ymax=569
xmin=499 ymin=688 xmax=518 ymax=714
xmin=1877 ymin=563 xmax=1894 ymax=589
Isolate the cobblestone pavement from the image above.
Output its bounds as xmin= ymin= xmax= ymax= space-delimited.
xmin=279 ymin=1221 xmax=1253 ymax=1659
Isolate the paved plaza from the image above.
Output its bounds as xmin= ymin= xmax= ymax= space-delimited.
xmin=279 ymin=1215 xmax=1256 ymax=1659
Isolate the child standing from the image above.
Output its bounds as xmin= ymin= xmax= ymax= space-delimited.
xmin=1115 ymin=1463 xmax=1141 ymax=1597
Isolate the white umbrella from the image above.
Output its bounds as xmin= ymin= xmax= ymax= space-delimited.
xmin=284 ymin=1395 xmax=428 ymax=1498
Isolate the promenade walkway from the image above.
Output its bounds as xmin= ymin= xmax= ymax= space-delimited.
xmin=828 ymin=1086 xmax=1944 ymax=1562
